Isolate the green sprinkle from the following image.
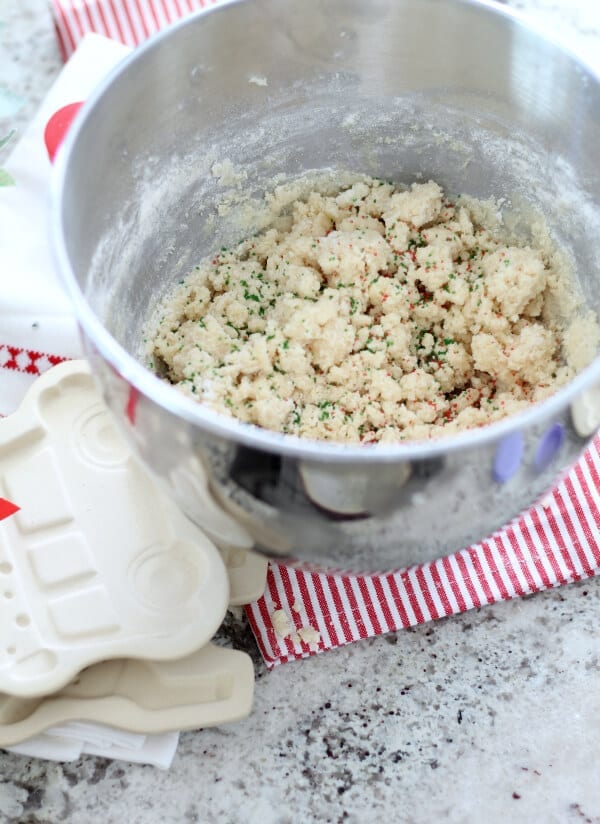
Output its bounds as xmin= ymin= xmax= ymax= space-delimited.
xmin=318 ymin=400 xmax=334 ymax=420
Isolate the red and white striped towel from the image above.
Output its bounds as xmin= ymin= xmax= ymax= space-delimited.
xmin=29 ymin=3 xmax=600 ymax=668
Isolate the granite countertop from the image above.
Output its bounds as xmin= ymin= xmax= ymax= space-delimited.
xmin=1 ymin=2 xmax=600 ymax=822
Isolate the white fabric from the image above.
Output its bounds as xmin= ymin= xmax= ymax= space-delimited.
xmin=0 ymin=34 xmax=130 ymax=415
xmin=6 ymin=728 xmax=179 ymax=769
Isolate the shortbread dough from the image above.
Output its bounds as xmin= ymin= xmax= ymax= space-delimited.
xmin=149 ymin=178 xmax=599 ymax=442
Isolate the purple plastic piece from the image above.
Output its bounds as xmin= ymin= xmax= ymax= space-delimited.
xmin=534 ymin=423 xmax=565 ymax=471
xmin=493 ymin=432 xmax=524 ymax=483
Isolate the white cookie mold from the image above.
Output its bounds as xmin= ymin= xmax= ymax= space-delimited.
xmin=0 ymin=361 xmax=232 ymax=697
xmin=0 ymin=643 xmax=254 ymax=747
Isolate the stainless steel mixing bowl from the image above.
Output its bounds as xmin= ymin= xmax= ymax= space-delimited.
xmin=53 ymin=0 xmax=600 ymax=572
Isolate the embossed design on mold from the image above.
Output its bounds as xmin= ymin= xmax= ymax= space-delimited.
xmin=5 ymin=448 xmax=74 ymax=534
xmin=11 ymin=650 xmax=58 ymax=680
xmin=48 ymin=586 xmax=121 ymax=638
xmin=73 ymin=404 xmax=131 ymax=468
xmin=27 ymin=533 xmax=97 ymax=588
xmin=130 ymin=541 xmax=202 ymax=611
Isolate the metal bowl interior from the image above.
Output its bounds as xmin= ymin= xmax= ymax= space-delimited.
xmin=53 ymin=0 xmax=600 ymax=570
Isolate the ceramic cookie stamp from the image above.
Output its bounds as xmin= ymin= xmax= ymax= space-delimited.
xmin=0 ymin=361 xmax=230 ymax=697
xmin=0 ymin=643 xmax=254 ymax=747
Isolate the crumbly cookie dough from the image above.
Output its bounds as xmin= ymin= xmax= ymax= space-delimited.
xmin=149 ymin=178 xmax=599 ymax=443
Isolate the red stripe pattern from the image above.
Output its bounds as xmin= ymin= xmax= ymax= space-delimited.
xmin=246 ymin=435 xmax=600 ymax=667
xmin=0 ymin=344 xmax=68 ymax=376
xmin=50 ymin=0 xmax=218 ymax=58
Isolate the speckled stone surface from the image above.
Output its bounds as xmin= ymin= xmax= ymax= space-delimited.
xmin=2 ymin=589 xmax=600 ymax=823
xmin=1 ymin=1 xmax=600 ymax=822
xmin=0 ymin=0 xmax=62 ymax=163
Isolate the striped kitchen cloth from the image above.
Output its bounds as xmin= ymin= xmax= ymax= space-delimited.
xmin=38 ymin=6 xmax=600 ymax=668
xmin=49 ymin=0 xmax=219 ymax=59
